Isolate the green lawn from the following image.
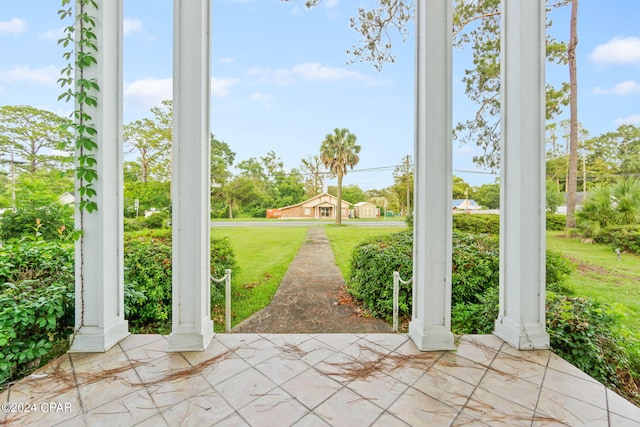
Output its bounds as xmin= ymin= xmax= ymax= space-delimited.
xmin=211 ymin=226 xmax=308 ymax=331
xmin=325 ymin=226 xmax=404 ymax=279
xmin=546 ymin=231 xmax=640 ymax=335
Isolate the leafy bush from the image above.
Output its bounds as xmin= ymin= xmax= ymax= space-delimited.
xmin=123 ymin=233 xmax=238 ymax=333
xmin=0 ymin=241 xmax=74 ymax=387
xmin=139 ymin=210 xmax=170 ymax=229
xmin=452 ymin=287 xmax=498 ymax=334
xmin=593 ymin=224 xmax=640 ymax=255
xmin=546 ymin=214 xmax=566 ymax=231
xmin=0 ymin=203 xmax=74 ymax=242
xmin=348 ymin=231 xmax=413 ymax=319
xmin=547 ymin=293 xmax=639 ymax=402
xmin=452 ymin=214 xmax=500 ymax=235
xmin=451 ymin=232 xmax=499 ymax=305
xmin=545 ymin=250 xmax=575 ymax=295
xmin=349 ymin=230 xmax=572 ymax=320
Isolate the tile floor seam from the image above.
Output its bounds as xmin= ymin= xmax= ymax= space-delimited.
xmin=539 ymin=383 xmax=611 ymax=412
xmin=529 ymin=345 xmax=552 ymax=426
xmin=67 ymin=353 xmax=89 ymax=427
xmin=448 ymin=340 xmax=504 ymax=426
xmin=120 ymin=341 xmax=168 ymax=426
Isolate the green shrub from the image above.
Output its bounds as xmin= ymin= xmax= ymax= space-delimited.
xmin=348 ymin=231 xmax=413 ymax=319
xmin=451 ymin=232 xmax=499 ymax=305
xmin=123 ymin=233 xmax=238 ymax=333
xmin=545 ymin=250 xmax=575 ymax=295
xmin=349 ymin=231 xmax=573 ymax=323
xmin=546 ymin=214 xmax=566 ymax=231
xmin=0 ymin=203 xmax=74 ymax=242
xmin=0 ymin=241 xmax=74 ymax=387
xmin=594 ymin=224 xmax=640 ymax=254
xmin=452 ymin=287 xmax=498 ymax=334
xmin=547 ymin=293 xmax=639 ymax=401
xmin=452 ymin=214 xmax=500 ymax=234
xmin=139 ymin=210 xmax=170 ymax=229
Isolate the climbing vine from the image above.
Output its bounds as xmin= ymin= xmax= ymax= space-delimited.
xmin=57 ymin=0 xmax=99 ymax=213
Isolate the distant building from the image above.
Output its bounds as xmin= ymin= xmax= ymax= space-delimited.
xmin=267 ymin=193 xmax=351 ymax=219
xmin=556 ymin=191 xmax=586 ymax=214
xmin=353 ymin=201 xmax=379 ymax=219
xmin=58 ymin=192 xmax=75 ymax=205
xmin=452 ymin=199 xmax=480 ymax=210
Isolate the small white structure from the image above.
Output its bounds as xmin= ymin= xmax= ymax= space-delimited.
xmin=353 ymin=201 xmax=378 ymax=218
xmin=452 ymin=199 xmax=480 ymax=210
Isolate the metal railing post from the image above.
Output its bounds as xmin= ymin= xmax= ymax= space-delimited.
xmin=393 ymin=271 xmax=413 ymax=332
xmin=211 ymin=269 xmax=232 ymax=332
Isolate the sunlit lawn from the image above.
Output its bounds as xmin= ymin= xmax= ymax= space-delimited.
xmin=209 ymin=225 xmax=640 ymax=338
xmin=546 ymin=231 xmax=640 ymax=336
xmin=211 ymin=226 xmax=308 ymax=331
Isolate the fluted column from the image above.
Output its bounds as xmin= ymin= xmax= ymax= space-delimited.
xmin=169 ymin=0 xmax=214 ymax=351
xmin=408 ymin=0 xmax=455 ymax=351
xmin=494 ymin=0 xmax=550 ymax=350
xmin=70 ymin=0 xmax=129 ymax=352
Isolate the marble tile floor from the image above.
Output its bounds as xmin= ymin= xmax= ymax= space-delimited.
xmin=1 ymin=334 xmax=639 ymax=426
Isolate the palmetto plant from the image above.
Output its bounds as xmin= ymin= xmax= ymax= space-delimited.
xmin=577 ymin=178 xmax=640 ymax=236
xmin=320 ymin=128 xmax=361 ymax=225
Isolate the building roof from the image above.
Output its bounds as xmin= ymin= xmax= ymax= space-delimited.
xmin=279 ymin=193 xmax=352 ymax=210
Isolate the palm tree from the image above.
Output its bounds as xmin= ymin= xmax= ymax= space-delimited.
xmin=320 ymin=128 xmax=361 ymax=225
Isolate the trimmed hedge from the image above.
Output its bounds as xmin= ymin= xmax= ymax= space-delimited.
xmin=594 ymin=225 xmax=640 ymax=255
xmin=546 ymin=214 xmax=566 ymax=231
xmin=453 ymin=213 xmax=499 ymax=234
xmin=348 ymin=230 xmax=572 ymax=320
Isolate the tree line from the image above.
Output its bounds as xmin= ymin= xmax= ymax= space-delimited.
xmin=1 ymin=102 xmax=639 ymax=217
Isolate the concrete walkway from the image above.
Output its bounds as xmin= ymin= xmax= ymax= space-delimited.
xmin=231 ymin=227 xmax=392 ymax=333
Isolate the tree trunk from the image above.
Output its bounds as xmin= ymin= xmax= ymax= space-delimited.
xmin=336 ymin=172 xmax=343 ymax=225
xmin=565 ymin=0 xmax=579 ymax=229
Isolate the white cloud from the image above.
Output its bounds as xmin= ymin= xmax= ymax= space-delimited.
xmin=250 ymin=92 xmax=273 ymax=108
xmin=0 ymin=65 xmax=58 ymax=85
xmin=123 ymin=18 xmax=144 ymax=36
xmin=292 ymin=62 xmax=383 ymax=86
xmin=218 ymin=57 xmax=235 ymax=64
xmin=124 ymin=76 xmax=238 ymax=110
xmin=590 ymin=36 xmax=640 ymax=66
xmin=211 ymin=77 xmax=239 ymax=97
xmin=615 ymin=114 xmax=640 ymax=126
xmin=124 ymin=77 xmax=172 ymax=110
xmin=324 ymin=0 xmax=340 ymax=8
xmin=594 ymin=80 xmax=640 ymax=96
xmin=39 ymin=27 xmax=66 ymax=41
xmin=0 ymin=18 xmax=28 ymax=35
xmin=245 ymin=62 xmax=384 ymax=87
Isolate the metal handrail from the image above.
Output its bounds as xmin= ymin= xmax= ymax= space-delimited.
xmin=392 ymin=271 xmax=413 ymax=332
xmin=211 ymin=269 xmax=232 ymax=332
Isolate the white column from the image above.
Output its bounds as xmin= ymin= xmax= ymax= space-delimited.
xmin=408 ymin=0 xmax=455 ymax=351
xmin=70 ymin=0 xmax=129 ymax=352
xmin=169 ymin=0 xmax=214 ymax=352
xmin=494 ymin=0 xmax=550 ymax=350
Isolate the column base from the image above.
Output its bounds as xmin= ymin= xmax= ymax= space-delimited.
xmin=168 ymin=320 xmax=214 ymax=352
xmin=494 ymin=317 xmax=549 ymax=350
xmin=408 ymin=320 xmax=455 ymax=351
xmin=68 ymin=320 xmax=129 ymax=353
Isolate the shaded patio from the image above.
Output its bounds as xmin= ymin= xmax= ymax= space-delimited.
xmin=2 ymin=334 xmax=639 ymax=426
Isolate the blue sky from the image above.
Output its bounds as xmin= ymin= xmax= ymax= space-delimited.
xmin=1 ymin=1 xmax=639 ymax=190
